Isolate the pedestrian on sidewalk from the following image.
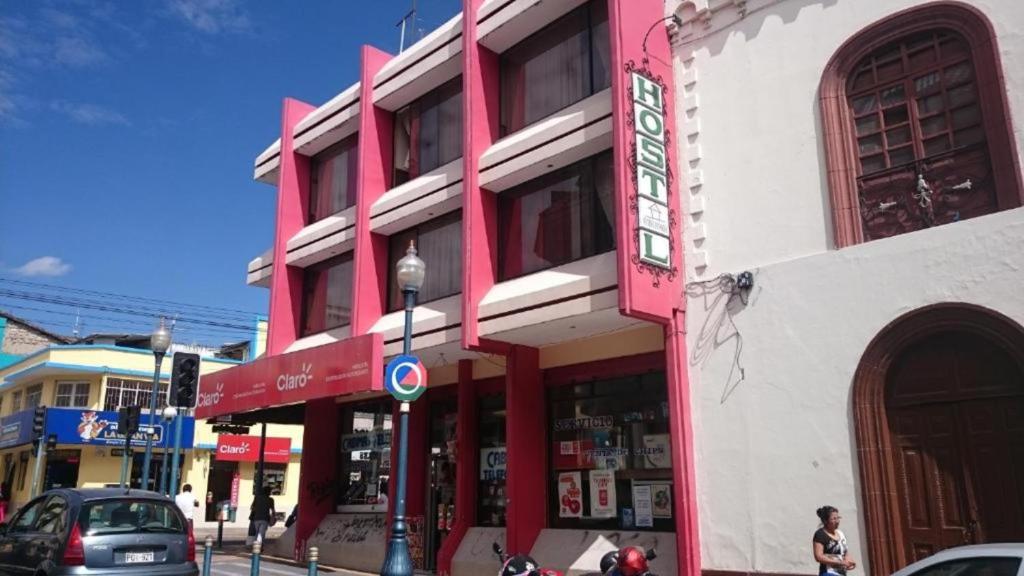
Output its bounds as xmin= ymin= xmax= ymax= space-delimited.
xmin=813 ymin=505 xmax=857 ymax=575
xmin=250 ymin=486 xmax=276 ymax=545
xmin=175 ymin=483 xmax=198 ymax=529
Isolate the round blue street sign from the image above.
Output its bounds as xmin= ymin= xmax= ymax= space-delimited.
xmin=384 ymin=355 xmax=428 ymax=402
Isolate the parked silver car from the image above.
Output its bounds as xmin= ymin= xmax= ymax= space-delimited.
xmin=0 ymin=488 xmax=197 ymax=576
xmin=892 ymin=544 xmax=1024 ymax=576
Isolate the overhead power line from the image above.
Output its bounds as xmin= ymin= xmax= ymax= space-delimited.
xmin=0 ymin=288 xmax=262 ymax=331
xmin=0 ymin=277 xmax=263 ymax=318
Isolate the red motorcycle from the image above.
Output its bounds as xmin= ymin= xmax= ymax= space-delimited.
xmin=493 ymin=542 xmax=564 ymax=576
xmin=599 ymin=546 xmax=658 ymax=576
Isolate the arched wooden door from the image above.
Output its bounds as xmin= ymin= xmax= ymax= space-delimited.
xmin=885 ymin=330 xmax=1024 ymax=562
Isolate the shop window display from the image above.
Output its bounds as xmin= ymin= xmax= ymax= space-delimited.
xmin=477 ymin=394 xmax=507 ymax=527
xmin=548 ymin=372 xmax=673 ymax=530
xmin=337 ymin=399 xmax=393 ymax=507
xmin=263 ymin=463 xmax=287 ymax=496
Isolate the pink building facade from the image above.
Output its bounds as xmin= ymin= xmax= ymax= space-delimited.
xmin=215 ymin=1 xmax=698 ymax=575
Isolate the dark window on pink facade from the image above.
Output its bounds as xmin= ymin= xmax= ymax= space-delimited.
xmin=394 ymin=77 xmax=463 ymax=186
xmin=309 ymin=135 xmax=358 ymax=223
xmin=386 ymin=211 xmax=462 ymax=312
xmin=301 ymin=253 xmax=353 ymax=335
xmin=499 ymin=0 xmax=610 ymax=136
xmin=498 ymin=150 xmax=615 ymax=280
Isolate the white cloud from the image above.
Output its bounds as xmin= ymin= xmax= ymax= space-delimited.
xmin=51 ymin=100 xmax=130 ymax=126
xmin=167 ymin=0 xmax=250 ymax=34
xmin=14 ymin=257 xmax=73 ymax=277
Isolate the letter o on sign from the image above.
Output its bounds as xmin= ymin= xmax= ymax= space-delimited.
xmin=384 ymin=355 xmax=428 ymax=402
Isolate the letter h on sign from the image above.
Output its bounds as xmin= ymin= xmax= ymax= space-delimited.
xmin=632 ymin=72 xmax=672 ymax=269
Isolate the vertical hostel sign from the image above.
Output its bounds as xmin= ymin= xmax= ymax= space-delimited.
xmin=632 ymin=72 xmax=672 ymax=270
xmin=610 ymin=0 xmax=683 ymax=322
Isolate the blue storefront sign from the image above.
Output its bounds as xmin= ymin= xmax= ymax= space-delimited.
xmin=45 ymin=408 xmax=195 ymax=449
xmin=0 ymin=410 xmax=33 ymax=448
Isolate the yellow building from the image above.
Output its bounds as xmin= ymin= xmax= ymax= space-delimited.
xmin=0 ymin=339 xmax=304 ymax=527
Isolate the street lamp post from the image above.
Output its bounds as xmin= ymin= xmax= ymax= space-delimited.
xmin=141 ymin=319 xmax=171 ymax=491
xmin=159 ymin=406 xmax=177 ymax=495
xmin=380 ymin=241 xmax=425 ymax=576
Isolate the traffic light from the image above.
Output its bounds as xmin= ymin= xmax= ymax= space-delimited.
xmin=171 ymin=352 xmax=201 ymax=408
xmin=32 ymin=405 xmax=46 ymax=441
xmin=118 ymin=405 xmax=141 ymax=436
xmin=45 ymin=433 xmax=57 ymax=452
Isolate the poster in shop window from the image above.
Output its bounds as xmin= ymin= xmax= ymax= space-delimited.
xmin=589 ymin=469 xmax=617 ymax=518
xmin=632 ymin=484 xmax=654 ymax=527
xmin=558 ymin=471 xmax=583 ymax=518
xmin=641 ymin=434 xmax=672 ymax=469
xmin=651 ymin=483 xmax=672 ymax=518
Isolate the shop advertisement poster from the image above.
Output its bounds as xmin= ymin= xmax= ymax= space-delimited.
xmin=632 ymin=484 xmax=654 ymax=527
xmin=553 ymin=439 xmax=594 ymax=470
xmin=589 ymin=469 xmax=617 ymax=518
xmin=651 ymin=483 xmax=673 ymax=518
xmin=480 ymin=447 xmax=507 ymax=481
xmin=407 ymin=515 xmax=425 ymax=569
xmin=558 ymin=471 xmax=583 ymax=518
xmin=641 ymin=434 xmax=672 ymax=469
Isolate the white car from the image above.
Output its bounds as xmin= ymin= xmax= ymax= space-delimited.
xmin=892 ymin=545 xmax=1024 ymax=576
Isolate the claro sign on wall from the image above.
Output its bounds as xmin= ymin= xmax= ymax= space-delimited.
xmin=195 ymin=333 xmax=383 ymax=419
xmin=215 ymin=435 xmax=291 ymax=464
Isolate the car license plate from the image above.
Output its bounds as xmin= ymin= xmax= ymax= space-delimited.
xmin=124 ymin=551 xmax=154 ymax=563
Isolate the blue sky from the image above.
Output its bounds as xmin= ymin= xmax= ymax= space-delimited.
xmin=0 ymin=0 xmax=461 ymax=344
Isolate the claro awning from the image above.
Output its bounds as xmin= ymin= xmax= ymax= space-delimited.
xmin=195 ymin=333 xmax=383 ymax=420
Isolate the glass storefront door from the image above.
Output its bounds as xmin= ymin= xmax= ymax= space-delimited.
xmin=478 ymin=394 xmax=507 ymax=527
xmin=44 ymin=449 xmax=81 ymax=491
xmin=425 ymin=398 xmax=457 ymax=570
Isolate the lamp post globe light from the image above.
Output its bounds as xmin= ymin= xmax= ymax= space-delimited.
xmin=141 ymin=319 xmax=171 ymax=491
xmin=159 ymin=406 xmax=177 ymax=495
xmin=380 ymin=241 xmax=425 ymax=576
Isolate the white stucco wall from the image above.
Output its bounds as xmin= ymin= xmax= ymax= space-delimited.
xmin=687 ymin=209 xmax=1024 ymax=575
xmin=671 ymin=0 xmax=1024 ymax=275
xmin=667 ymin=0 xmax=1024 ymax=574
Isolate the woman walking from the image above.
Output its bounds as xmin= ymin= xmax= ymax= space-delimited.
xmin=813 ymin=506 xmax=857 ymax=575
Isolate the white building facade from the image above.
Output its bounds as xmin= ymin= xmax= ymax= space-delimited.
xmin=669 ymin=1 xmax=1024 ymax=575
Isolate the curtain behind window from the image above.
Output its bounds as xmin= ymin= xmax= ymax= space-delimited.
xmin=302 ymin=255 xmax=353 ymax=334
xmin=310 ymin=137 xmax=358 ymax=222
xmin=388 ymin=212 xmax=462 ymax=311
xmin=500 ymin=1 xmax=609 ymax=134
xmin=499 ymin=151 xmax=615 ymax=280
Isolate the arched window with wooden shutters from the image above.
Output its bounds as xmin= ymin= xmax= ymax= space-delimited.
xmin=820 ymin=3 xmax=1023 ymax=248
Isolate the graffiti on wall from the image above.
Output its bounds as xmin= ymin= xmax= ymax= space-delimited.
xmin=308 ymin=514 xmax=387 ymax=546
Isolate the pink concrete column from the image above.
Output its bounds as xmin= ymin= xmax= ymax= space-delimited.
xmin=460 ymin=0 xmax=504 ymax=351
xmin=293 ymin=397 xmax=340 ymax=561
xmin=266 ymin=98 xmax=315 ymax=355
xmin=436 ymin=360 xmax=478 ymax=575
xmin=351 ymin=45 xmax=395 ymax=335
xmin=505 ymin=345 xmax=545 ymax=554
xmin=665 ymin=309 xmax=701 ymax=576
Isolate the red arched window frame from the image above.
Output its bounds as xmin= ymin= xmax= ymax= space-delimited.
xmin=820 ymin=1 xmax=1022 ymax=247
